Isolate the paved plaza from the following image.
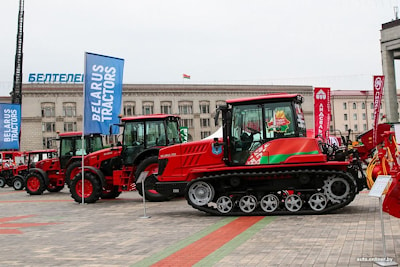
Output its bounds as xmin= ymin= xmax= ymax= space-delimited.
xmin=0 ymin=186 xmax=399 ymax=266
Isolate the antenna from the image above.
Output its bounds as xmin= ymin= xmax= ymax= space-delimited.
xmin=11 ymin=0 xmax=24 ymax=105
xmin=394 ymin=6 xmax=399 ymax=20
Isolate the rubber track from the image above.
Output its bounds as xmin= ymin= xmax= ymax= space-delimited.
xmin=185 ymin=169 xmax=358 ymax=216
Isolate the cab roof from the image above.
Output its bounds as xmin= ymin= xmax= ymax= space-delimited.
xmin=121 ymin=114 xmax=180 ymax=122
xmin=226 ymin=93 xmax=302 ymax=105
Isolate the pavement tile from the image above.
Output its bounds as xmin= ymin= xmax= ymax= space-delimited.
xmin=0 ymin=187 xmax=399 ymax=266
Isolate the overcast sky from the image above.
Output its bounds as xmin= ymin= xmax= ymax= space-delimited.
xmin=0 ymin=0 xmax=399 ymax=96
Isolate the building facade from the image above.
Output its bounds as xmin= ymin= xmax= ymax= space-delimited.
xmin=3 ymin=84 xmax=397 ymax=151
xmin=18 ymin=83 xmax=314 ymax=151
xmin=330 ymin=90 xmax=398 ymax=140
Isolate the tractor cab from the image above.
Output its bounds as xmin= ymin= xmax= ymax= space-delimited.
xmin=58 ymin=132 xmax=103 ymax=169
xmin=219 ymin=94 xmax=307 ymax=165
xmin=121 ymin=114 xmax=181 ymax=165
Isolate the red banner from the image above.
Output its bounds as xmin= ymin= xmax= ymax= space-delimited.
xmin=373 ymin=75 xmax=385 ymax=147
xmin=314 ymin=88 xmax=331 ymax=140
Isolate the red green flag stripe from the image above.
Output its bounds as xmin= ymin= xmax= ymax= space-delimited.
xmin=132 ymin=216 xmax=275 ymax=266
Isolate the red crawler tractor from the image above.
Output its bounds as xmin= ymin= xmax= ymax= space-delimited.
xmin=155 ymin=93 xmax=377 ymax=215
xmin=68 ymin=114 xmax=181 ymax=203
xmin=25 ymin=132 xmax=103 ymax=195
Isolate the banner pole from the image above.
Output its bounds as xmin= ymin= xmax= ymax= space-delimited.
xmin=81 ymin=52 xmax=87 ymax=205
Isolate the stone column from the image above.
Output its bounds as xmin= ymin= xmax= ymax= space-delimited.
xmin=381 ymin=49 xmax=399 ymax=122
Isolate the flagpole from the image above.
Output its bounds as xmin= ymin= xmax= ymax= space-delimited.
xmin=81 ymin=52 xmax=87 ymax=205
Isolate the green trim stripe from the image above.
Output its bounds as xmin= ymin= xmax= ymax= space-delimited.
xmin=260 ymin=150 xmax=319 ymax=164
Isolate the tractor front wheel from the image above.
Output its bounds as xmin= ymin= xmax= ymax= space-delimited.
xmin=12 ymin=175 xmax=24 ymax=190
xmin=135 ymin=156 xmax=173 ymax=202
xmin=70 ymin=172 xmax=101 ymax=203
xmin=0 ymin=177 xmax=6 ymax=188
xmin=25 ymin=172 xmax=46 ymax=195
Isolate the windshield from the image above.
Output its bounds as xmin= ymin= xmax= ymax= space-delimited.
xmin=230 ymin=100 xmax=302 ymax=165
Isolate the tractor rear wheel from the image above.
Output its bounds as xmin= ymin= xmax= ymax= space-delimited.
xmin=0 ymin=177 xmax=5 ymax=188
xmin=64 ymin=161 xmax=82 ymax=187
xmin=135 ymin=156 xmax=173 ymax=202
xmin=70 ymin=172 xmax=101 ymax=203
xmin=12 ymin=175 xmax=24 ymax=190
xmin=25 ymin=172 xmax=46 ymax=195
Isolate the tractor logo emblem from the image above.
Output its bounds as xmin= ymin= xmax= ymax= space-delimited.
xmin=212 ymin=144 xmax=223 ymax=155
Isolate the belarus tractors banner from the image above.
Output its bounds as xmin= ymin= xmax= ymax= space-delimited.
xmin=84 ymin=52 xmax=124 ymax=135
xmin=373 ymin=75 xmax=385 ymax=147
xmin=314 ymin=87 xmax=331 ymax=139
xmin=0 ymin=104 xmax=21 ymax=150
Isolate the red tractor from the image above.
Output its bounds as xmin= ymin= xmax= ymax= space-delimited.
xmin=68 ymin=114 xmax=181 ymax=204
xmin=25 ymin=132 xmax=103 ymax=195
xmin=10 ymin=149 xmax=58 ymax=191
xmin=155 ymin=93 xmax=374 ymax=215
xmin=0 ymin=151 xmax=25 ymax=188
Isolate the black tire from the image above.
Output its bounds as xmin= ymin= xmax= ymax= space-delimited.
xmin=47 ymin=184 xmax=65 ymax=192
xmin=0 ymin=177 xmax=5 ymax=188
xmin=64 ymin=161 xmax=82 ymax=187
xmin=135 ymin=156 xmax=173 ymax=202
xmin=101 ymin=186 xmax=122 ymax=199
xmin=6 ymin=177 xmax=13 ymax=187
xmin=25 ymin=172 xmax=46 ymax=195
xmin=12 ymin=176 xmax=24 ymax=190
xmin=70 ymin=172 xmax=102 ymax=203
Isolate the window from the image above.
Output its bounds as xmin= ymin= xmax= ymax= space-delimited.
xmin=64 ymin=122 xmax=77 ymax=132
xmin=124 ymin=102 xmax=135 ymax=116
xmin=63 ymin=102 xmax=76 ymax=117
xmin=142 ymin=102 xmax=154 ymax=115
xmin=362 ymin=113 xmax=366 ymax=120
xmin=199 ymin=102 xmax=210 ymax=114
xmin=41 ymin=103 xmax=55 ymax=117
xmin=370 ymin=103 xmax=374 ymax=109
xmin=353 ymin=103 xmax=357 ymax=109
xmin=354 ymin=124 xmax=358 ymax=131
xmin=363 ymin=124 xmax=367 ymax=131
xmin=179 ymin=102 xmax=193 ymax=114
xmin=344 ymin=114 xmax=348 ymax=121
xmin=200 ymin=118 xmax=210 ymax=127
xmin=362 ymin=102 xmax=365 ymax=109
xmin=345 ymin=124 xmax=348 ymax=131
xmin=343 ymin=103 xmax=347 ymax=110
xmin=43 ymin=137 xmax=54 ymax=149
xmin=160 ymin=101 xmax=172 ymax=114
xmin=353 ymin=114 xmax=357 ymax=120
xmin=201 ymin=131 xmax=211 ymax=139
xmin=181 ymin=119 xmax=193 ymax=128
xmin=42 ymin=122 xmax=55 ymax=132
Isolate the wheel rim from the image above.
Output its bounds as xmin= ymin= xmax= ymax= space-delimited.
xmin=0 ymin=178 xmax=5 ymax=187
xmin=75 ymin=179 xmax=94 ymax=198
xmin=14 ymin=179 xmax=22 ymax=189
xmin=260 ymin=194 xmax=279 ymax=212
xmin=27 ymin=176 xmax=40 ymax=191
xmin=239 ymin=195 xmax=257 ymax=213
xmin=323 ymin=176 xmax=350 ymax=203
xmin=188 ymin=181 xmax=214 ymax=206
xmin=285 ymin=194 xmax=302 ymax=212
xmin=216 ymin=196 xmax=233 ymax=213
xmin=308 ymin=193 xmax=327 ymax=211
